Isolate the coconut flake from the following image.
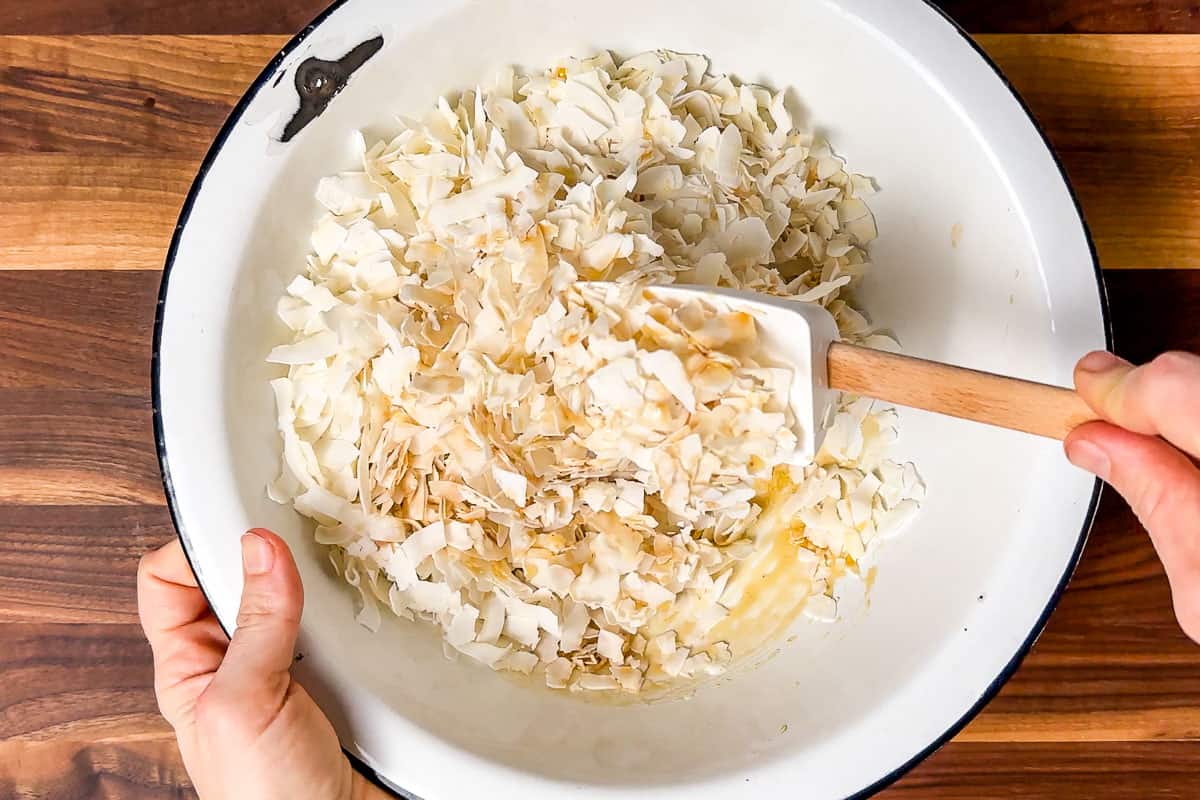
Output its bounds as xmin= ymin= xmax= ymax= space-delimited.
xmin=268 ymin=49 xmax=920 ymax=696
xmin=267 ymin=331 xmax=338 ymax=365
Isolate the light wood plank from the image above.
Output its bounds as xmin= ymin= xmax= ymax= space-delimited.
xmin=0 ymin=155 xmax=194 ymax=271
xmin=984 ymin=35 xmax=1200 ymax=270
xmin=1 ymin=36 xmax=1199 ymax=269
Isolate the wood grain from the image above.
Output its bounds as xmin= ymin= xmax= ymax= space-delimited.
xmin=0 ymin=10 xmax=1198 ymax=799
xmin=0 ymin=0 xmax=330 ymax=36
xmin=0 ymin=391 xmax=162 ymax=506
xmin=0 ymin=505 xmax=172 ymax=623
xmin=0 ymin=155 xmax=195 ymax=271
xmin=964 ymin=494 xmax=1200 ymax=743
xmin=882 ymin=742 xmax=1200 ymax=798
xmin=985 ymin=35 xmax=1200 ymax=270
xmin=828 ymin=342 xmax=1098 ymax=440
xmin=938 ymin=0 xmax=1200 ymax=33
xmin=0 ymin=740 xmax=195 ymax=800
xmin=0 ymin=35 xmax=274 ymax=157
xmin=0 ymin=623 xmax=165 ymax=742
xmin=0 ymin=0 xmax=1196 ymax=35
xmin=3 ymin=35 xmax=1199 ymax=270
xmin=9 ymin=741 xmax=1200 ymax=800
xmin=0 ymin=270 xmax=156 ymax=391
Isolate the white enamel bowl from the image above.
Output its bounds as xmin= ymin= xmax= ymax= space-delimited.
xmin=153 ymin=0 xmax=1109 ymax=797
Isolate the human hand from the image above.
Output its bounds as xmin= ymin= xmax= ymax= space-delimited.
xmin=137 ymin=530 xmax=388 ymax=800
xmin=1065 ymin=351 xmax=1200 ymax=642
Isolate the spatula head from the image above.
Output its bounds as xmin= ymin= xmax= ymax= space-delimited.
xmin=640 ymin=284 xmax=841 ymax=463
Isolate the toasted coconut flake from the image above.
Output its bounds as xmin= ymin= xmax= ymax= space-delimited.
xmin=269 ymin=50 xmax=923 ymax=696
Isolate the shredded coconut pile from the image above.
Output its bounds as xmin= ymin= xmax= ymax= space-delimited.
xmin=267 ymin=51 xmax=923 ymax=694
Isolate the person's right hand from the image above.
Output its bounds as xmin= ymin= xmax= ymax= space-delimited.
xmin=1065 ymin=351 xmax=1200 ymax=642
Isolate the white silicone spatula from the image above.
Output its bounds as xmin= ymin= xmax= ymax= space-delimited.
xmin=643 ymin=284 xmax=1100 ymax=461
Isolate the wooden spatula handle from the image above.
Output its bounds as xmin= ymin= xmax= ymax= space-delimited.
xmin=827 ymin=342 xmax=1100 ymax=440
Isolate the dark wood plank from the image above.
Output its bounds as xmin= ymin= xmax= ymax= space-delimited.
xmin=0 ymin=36 xmax=274 ymax=157
xmin=963 ymin=492 xmax=1200 ymax=742
xmin=0 ymin=0 xmax=329 ymax=35
xmin=0 ymin=740 xmax=195 ymax=800
xmin=0 ymin=392 xmax=162 ymax=505
xmin=0 ymin=505 xmax=172 ymax=623
xmin=0 ymin=0 xmax=1196 ymax=35
xmin=1105 ymin=269 xmax=1200 ymax=364
xmin=0 ymin=623 xmax=166 ymax=741
xmin=0 ymin=271 xmax=156 ymax=392
xmin=937 ymin=0 xmax=1200 ymax=34
xmin=3 ymin=741 xmax=1199 ymax=800
xmin=883 ymin=742 xmax=1200 ymax=798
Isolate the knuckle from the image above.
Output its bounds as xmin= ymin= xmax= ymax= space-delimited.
xmin=236 ymin=584 xmax=301 ymax=631
xmin=235 ymin=603 xmax=275 ymax=631
xmin=1120 ymin=352 xmax=1199 ymax=429
xmin=1146 ymin=351 xmax=1196 ymax=386
xmin=1131 ymin=474 xmax=1169 ymax=533
xmin=235 ymin=599 xmax=299 ymax=633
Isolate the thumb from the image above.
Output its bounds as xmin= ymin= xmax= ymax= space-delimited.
xmin=1066 ymin=422 xmax=1200 ymax=640
xmin=208 ymin=529 xmax=304 ymax=721
xmin=1074 ymin=350 xmax=1200 ymax=458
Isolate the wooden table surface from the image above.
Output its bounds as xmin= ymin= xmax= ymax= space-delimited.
xmin=1 ymin=1 xmax=1198 ymax=797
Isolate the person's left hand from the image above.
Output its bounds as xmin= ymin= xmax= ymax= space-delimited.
xmin=137 ymin=529 xmax=380 ymax=800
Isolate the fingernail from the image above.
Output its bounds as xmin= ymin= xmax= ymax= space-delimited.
xmin=1066 ymin=439 xmax=1111 ymax=481
xmin=242 ymin=532 xmax=275 ymax=576
xmin=1077 ymin=351 xmax=1128 ymax=374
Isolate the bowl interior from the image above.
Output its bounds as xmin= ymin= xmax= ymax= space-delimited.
xmin=156 ymin=0 xmax=1106 ymax=797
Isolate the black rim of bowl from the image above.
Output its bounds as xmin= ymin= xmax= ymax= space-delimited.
xmin=150 ymin=2 xmax=1112 ymax=797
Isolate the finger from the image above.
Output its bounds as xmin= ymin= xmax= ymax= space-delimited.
xmin=1066 ymin=421 xmax=1200 ymax=640
xmin=137 ymin=538 xmax=210 ymax=636
xmin=206 ymin=529 xmax=304 ymax=726
xmin=1075 ymin=350 xmax=1200 ymax=459
xmin=137 ymin=539 xmax=229 ymax=724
